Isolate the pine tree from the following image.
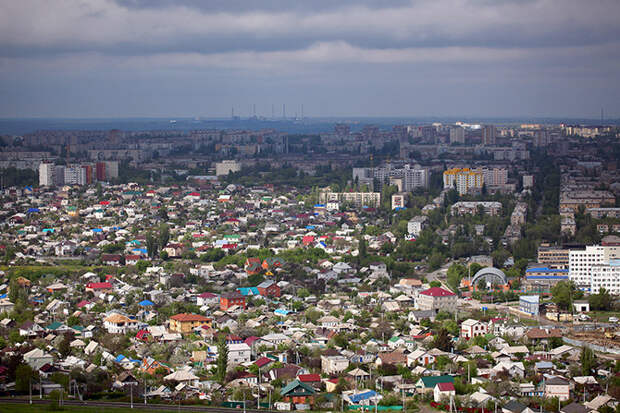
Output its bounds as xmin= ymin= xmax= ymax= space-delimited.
xmin=146 ymin=232 xmax=158 ymax=258
xmin=215 ymin=338 xmax=228 ymax=384
xmin=158 ymin=224 xmax=170 ymax=250
xmin=580 ymin=346 xmax=595 ymax=376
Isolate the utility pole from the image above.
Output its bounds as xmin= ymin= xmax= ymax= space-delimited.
xmin=29 ymin=377 xmax=32 ymax=404
xmin=144 ymin=378 xmax=147 ymax=405
xmin=130 ymin=382 xmax=133 ymax=409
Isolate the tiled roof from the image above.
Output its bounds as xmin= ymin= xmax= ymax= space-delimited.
xmin=419 ymin=287 xmax=455 ymax=297
xmin=170 ymin=313 xmax=211 ymax=322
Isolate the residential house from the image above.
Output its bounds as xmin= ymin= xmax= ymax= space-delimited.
xmin=321 ymin=355 xmax=349 ymax=375
xmin=169 ymin=313 xmax=212 ymax=334
xmin=103 ymin=313 xmax=139 ymax=334
xmin=407 ymin=349 xmax=436 ymax=367
xmin=257 ymin=280 xmax=281 ymax=297
xmin=101 ymin=254 xmax=123 ymax=266
xmin=375 ymin=351 xmax=407 ymax=366
xmin=461 ymin=319 xmax=488 ymax=339
xmin=140 ymin=357 xmax=171 ymax=375
xmin=417 ymin=287 xmax=457 ymax=313
xmin=544 ymin=377 xmax=571 ymax=401
xmin=228 ymin=343 xmax=251 ymax=365
xmin=220 ymin=291 xmax=246 ymax=311
xmin=415 ymin=375 xmax=454 ymax=394
xmin=196 ymin=292 xmax=219 ymax=307
xmin=281 ymin=379 xmax=316 ymax=407
xmin=23 ymin=348 xmax=54 ymax=370
xmin=434 ymin=382 xmax=456 ymax=402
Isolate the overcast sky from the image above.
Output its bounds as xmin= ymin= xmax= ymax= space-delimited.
xmin=1 ymin=0 xmax=619 ymax=118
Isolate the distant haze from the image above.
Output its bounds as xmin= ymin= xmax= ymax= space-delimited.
xmin=0 ymin=0 xmax=619 ymax=119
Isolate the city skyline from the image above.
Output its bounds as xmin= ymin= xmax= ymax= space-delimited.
xmin=1 ymin=0 xmax=620 ymax=118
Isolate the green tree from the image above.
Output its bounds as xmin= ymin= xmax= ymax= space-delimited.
xmin=215 ymin=338 xmax=228 ymax=384
xmin=551 ymin=281 xmax=578 ymax=311
xmin=136 ymin=260 xmax=149 ymax=273
xmin=146 ymin=232 xmax=158 ymax=258
xmin=358 ymin=235 xmax=368 ymax=261
xmin=580 ymin=346 xmax=595 ymax=376
xmin=588 ymin=288 xmax=612 ymax=311
xmin=433 ymin=328 xmax=451 ymax=351
xmin=428 ymin=253 xmax=444 ymax=271
xmin=159 ymin=224 xmax=170 ymax=249
xmin=447 ymin=263 xmax=466 ymax=293
xmin=15 ymin=364 xmax=34 ymax=392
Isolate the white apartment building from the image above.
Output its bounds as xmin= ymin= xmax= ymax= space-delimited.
xmin=353 ymin=164 xmax=429 ymax=191
xmin=475 ymin=168 xmax=508 ymax=186
xmin=318 ymin=191 xmax=380 ymax=208
xmin=590 ymin=260 xmax=620 ymax=295
xmin=64 ymin=166 xmax=87 ymax=185
xmin=215 ymin=160 xmax=241 ymax=176
xmin=39 ymin=162 xmax=55 ymax=186
xmin=443 ymin=168 xmax=483 ymax=195
xmin=407 ymin=216 xmax=428 ymax=237
xmin=569 ymin=245 xmax=620 ymax=292
xmin=449 ymin=127 xmax=465 ymax=144
xmin=402 ymin=166 xmax=429 ymax=191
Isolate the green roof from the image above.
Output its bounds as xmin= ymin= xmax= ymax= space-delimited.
xmin=47 ymin=321 xmax=63 ymax=330
xmin=419 ymin=375 xmax=454 ymax=388
xmin=280 ymin=380 xmax=316 ymax=396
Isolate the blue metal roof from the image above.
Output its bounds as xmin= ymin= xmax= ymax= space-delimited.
xmin=139 ymin=300 xmax=154 ymax=306
xmin=526 ymin=267 xmax=568 ymax=273
xmin=237 ymin=287 xmax=260 ymax=296
xmin=349 ymin=390 xmax=378 ymax=403
xmin=526 ymin=275 xmax=568 ymax=279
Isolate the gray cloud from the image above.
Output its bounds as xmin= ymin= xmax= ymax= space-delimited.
xmin=0 ymin=0 xmax=618 ymax=118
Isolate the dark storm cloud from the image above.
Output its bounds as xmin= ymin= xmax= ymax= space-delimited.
xmin=113 ymin=0 xmax=413 ymax=13
xmin=2 ymin=0 xmax=620 ymax=57
xmin=0 ymin=0 xmax=619 ymax=118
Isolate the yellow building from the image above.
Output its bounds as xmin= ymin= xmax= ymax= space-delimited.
xmin=443 ymin=168 xmax=483 ymax=195
xmin=169 ymin=313 xmax=212 ymax=334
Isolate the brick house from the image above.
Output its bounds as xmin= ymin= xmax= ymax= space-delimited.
xmin=169 ymin=313 xmax=212 ymax=334
xmin=257 ymin=280 xmax=281 ymax=297
xmin=220 ymin=291 xmax=246 ymax=311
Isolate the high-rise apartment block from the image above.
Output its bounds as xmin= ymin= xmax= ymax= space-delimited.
xmin=39 ymin=162 xmax=55 ymax=186
xmin=443 ymin=168 xmax=483 ymax=195
xmin=569 ymin=244 xmax=620 ymax=293
xmin=482 ymin=125 xmax=496 ymax=145
xmin=449 ymin=127 xmax=465 ymax=144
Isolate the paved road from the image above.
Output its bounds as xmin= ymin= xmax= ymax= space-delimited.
xmin=425 ymin=262 xmax=451 ymax=289
xmin=1 ymin=398 xmax=276 ymax=413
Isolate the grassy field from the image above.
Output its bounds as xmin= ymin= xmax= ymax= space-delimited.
xmin=0 ymin=403 xmax=181 ymax=413
xmin=585 ymin=311 xmax=620 ymax=322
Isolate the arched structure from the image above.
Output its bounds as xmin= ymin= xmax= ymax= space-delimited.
xmin=471 ymin=267 xmax=507 ymax=286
